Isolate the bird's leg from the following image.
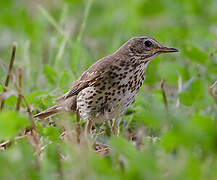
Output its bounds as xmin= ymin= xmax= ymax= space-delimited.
xmin=84 ymin=119 xmax=94 ymax=147
xmin=112 ymin=118 xmax=120 ymax=136
xmin=75 ymin=109 xmax=81 ymax=144
xmin=85 ymin=119 xmax=93 ymax=135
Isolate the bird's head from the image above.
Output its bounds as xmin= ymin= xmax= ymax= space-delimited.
xmin=121 ymin=36 xmax=178 ymax=61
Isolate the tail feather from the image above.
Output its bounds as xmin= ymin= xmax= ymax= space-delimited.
xmin=34 ymin=105 xmax=63 ymax=119
xmin=34 ymin=96 xmax=77 ymax=119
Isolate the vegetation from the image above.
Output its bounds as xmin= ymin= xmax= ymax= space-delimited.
xmin=0 ymin=0 xmax=217 ymax=179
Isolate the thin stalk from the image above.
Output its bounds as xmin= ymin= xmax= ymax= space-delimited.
xmin=0 ymin=42 xmax=17 ymax=110
xmin=77 ymin=0 xmax=93 ymax=43
xmin=22 ymin=95 xmax=37 ymax=130
xmin=16 ymin=68 xmax=22 ymax=111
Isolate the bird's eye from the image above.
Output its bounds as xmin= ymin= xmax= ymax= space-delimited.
xmin=144 ymin=40 xmax=152 ymax=47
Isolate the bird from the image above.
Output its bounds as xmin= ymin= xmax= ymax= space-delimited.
xmin=34 ymin=36 xmax=178 ymax=133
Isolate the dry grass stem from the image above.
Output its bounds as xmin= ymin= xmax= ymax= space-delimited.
xmin=0 ymin=135 xmax=27 ymax=150
xmin=16 ymin=68 xmax=23 ymax=111
xmin=0 ymin=42 xmax=17 ymax=110
xmin=21 ymin=95 xmax=41 ymax=158
xmin=22 ymin=95 xmax=37 ymax=130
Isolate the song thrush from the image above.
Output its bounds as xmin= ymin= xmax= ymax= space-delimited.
xmin=34 ymin=36 xmax=178 ymax=131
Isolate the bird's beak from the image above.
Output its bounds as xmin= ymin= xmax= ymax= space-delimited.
xmin=154 ymin=46 xmax=179 ymax=53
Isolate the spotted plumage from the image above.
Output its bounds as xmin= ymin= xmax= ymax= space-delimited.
xmin=34 ymin=36 xmax=178 ymax=124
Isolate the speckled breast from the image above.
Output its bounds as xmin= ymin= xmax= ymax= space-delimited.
xmin=77 ymin=59 xmax=149 ymax=122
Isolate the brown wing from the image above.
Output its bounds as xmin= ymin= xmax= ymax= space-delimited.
xmin=63 ymin=71 xmax=103 ymax=99
xmin=58 ymin=56 xmax=113 ymax=100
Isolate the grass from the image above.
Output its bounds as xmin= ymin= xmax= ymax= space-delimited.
xmin=0 ymin=0 xmax=217 ymax=179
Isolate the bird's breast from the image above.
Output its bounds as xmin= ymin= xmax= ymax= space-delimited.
xmin=77 ymin=59 xmax=147 ymax=122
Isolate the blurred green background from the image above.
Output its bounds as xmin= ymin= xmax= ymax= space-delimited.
xmin=0 ymin=0 xmax=217 ymax=179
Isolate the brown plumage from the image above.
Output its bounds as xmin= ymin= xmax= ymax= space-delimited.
xmin=34 ymin=36 xmax=178 ymax=123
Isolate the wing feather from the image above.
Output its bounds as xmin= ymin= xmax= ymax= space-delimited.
xmin=58 ymin=56 xmax=113 ymax=101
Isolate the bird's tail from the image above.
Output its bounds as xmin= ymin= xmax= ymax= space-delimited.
xmin=34 ymin=96 xmax=77 ymax=119
xmin=34 ymin=105 xmax=63 ymax=119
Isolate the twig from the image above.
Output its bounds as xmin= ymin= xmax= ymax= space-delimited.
xmin=13 ymin=68 xmax=41 ymax=155
xmin=23 ymin=129 xmax=41 ymax=170
xmin=160 ymin=78 xmax=168 ymax=110
xmin=21 ymin=95 xmax=37 ymax=130
xmin=0 ymin=140 xmax=10 ymax=149
xmin=0 ymin=42 xmax=17 ymax=110
xmin=21 ymin=95 xmax=41 ymax=171
xmin=0 ymin=135 xmax=27 ymax=150
xmin=16 ymin=68 xmax=22 ymax=111
xmin=21 ymin=95 xmax=41 ymax=157
xmin=13 ymin=72 xmax=41 ymax=158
